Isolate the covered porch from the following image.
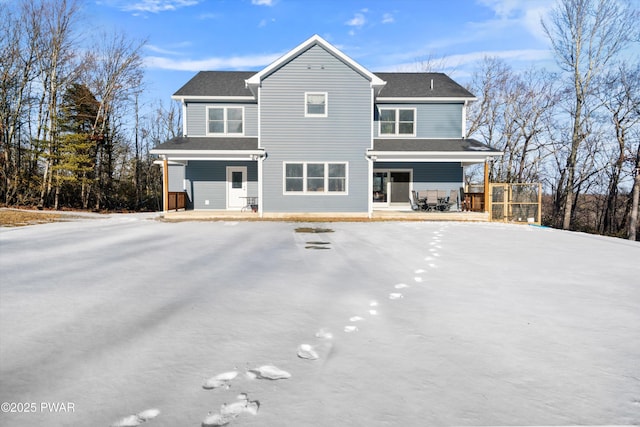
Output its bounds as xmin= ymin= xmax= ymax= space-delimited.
xmin=150 ymin=137 xmax=265 ymax=213
xmin=367 ymin=138 xmax=502 ymax=214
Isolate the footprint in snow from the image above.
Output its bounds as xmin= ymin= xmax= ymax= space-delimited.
xmin=389 ymin=293 xmax=403 ymax=300
xmin=203 ymin=371 xmax=238 ymax=390
xmin=349 ymin=316 xmax=364 ymax=322
xmin=414 ymin=276 xmax=423 ymax=283
xmin=247 ymin=365 xmax=291 ymax=380
xmin=395 ymin=283 xmax=409 ymax=289
xmin=344 ymin=325 xmax=358 ymax=333
xmin=202 ymin=394 xmax=259 ymax=427
xmin=111 ymin=409 xmax=160 ymax=427
xmin=315 ymin=328 xmax=333 ymax=339
xmin=297 ymin=344 xmax=319 ymax=360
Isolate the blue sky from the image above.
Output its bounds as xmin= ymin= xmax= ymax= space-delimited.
xmin=83 ymin=0 xmax=620 ymax=106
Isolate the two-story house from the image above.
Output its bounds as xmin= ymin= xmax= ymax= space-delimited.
xmin=151 ymin=35 xmax=502 ymax=217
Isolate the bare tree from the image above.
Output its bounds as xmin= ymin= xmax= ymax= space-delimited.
xmin=0 ymin=1 xmax=43 ymax=204
xmin=466 ymin=57 xmax=559 ymax=184
xmin=629 ymin=134 xmax=640 ymax=240
xmin=27 ymin=0 xmax=81 ymax=209
xmin=596 ymin=62 xmax=640 ymax=236
xmin=81 ymin=30 xmax=145 ymax=209
xmin=542 ymin=0 xmax=639 ymax=230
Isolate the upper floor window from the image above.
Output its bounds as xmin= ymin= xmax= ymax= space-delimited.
xmin=207 ymin=107 xmax=243 ymax=135
xmin=305 ymin=92 xmax=327 ymax=117
xmin=379 ymin=108 xmax=415 ymax=136
xmin=284 ymin=162 xmax=347 ymax=194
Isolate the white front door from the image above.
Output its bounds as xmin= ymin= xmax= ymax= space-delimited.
xmin=226 ymin=166 xmax=247 ymax=209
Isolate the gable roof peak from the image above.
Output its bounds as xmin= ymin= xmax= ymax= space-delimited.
xmin=245 ymin=34 xmax=386 ymax=90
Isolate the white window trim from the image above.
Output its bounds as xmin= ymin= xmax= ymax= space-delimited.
xmin=378 ymin=107 xmax=417 ymax=137
xmin=304 ymin=92 xmax=328 ymax=118
xmin=206 ymin=106 xmax=245 ymax=136
xmin=283 ymin=162 xmax=348 ymax=195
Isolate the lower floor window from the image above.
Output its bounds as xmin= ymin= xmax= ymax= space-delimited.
xmin=285 ymin=162 xmax=347 ymax=194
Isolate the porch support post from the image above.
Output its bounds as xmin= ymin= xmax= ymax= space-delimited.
xmin=366 ymin=155 xmax=374 ymax=218
xmin=483 ymin=158 xmax=490 ymax=213
xmin=163 ymin=157 xmax=169 ymax=212
xmin=257 ymin=154 xmax=264 ymax=218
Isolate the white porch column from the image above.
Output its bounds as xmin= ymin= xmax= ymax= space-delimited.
xmin=162 ymin=157 xmax=169 ymax=212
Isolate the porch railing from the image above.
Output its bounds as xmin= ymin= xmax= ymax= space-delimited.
xmin=167 ymin=191 xmax=187 ymax=211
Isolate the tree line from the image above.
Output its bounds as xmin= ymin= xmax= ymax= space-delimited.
xmin=1 ymin=0 xmax=638 ymax=239
xmin=1 ymin=0 xmax=180 ymax=212
xmin=464 ymin=0 xmax=639 ymax=240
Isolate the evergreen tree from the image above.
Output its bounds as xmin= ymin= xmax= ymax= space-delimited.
xmin=54 ymin=82 xmax=99 ymax=208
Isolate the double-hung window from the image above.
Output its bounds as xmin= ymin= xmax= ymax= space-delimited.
xmin=285 ymin=162 xmax=347 ymax=194
xmin=379 ymin=108 xmax=415 ymax=136
xmin=207 ymin=106 xmax=243 ymax=135
xmin=305 ymin=92 xmax=327 ymax=117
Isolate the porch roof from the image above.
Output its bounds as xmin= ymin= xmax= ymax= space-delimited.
xmin=368 ymin=138 xmax=503 ymax=164
xmin=150 ymin=136 xmax=264 ymax=161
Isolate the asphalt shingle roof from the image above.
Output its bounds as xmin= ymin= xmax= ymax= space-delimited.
xmin=173 ymin=71 xmax=255 ymax=97
xmin=374 ymin=73 xmax=475 ymax=98
xmin=372 ymin=138 xmax=501 ymax=153
xmin=153 ymin=136 xmax=259 ymax=151
xmin=172 ymin=71 xmax=475 ymax=99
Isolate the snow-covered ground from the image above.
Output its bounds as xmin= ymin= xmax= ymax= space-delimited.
xmin=1 ymin=215 xmax=639 ymax=427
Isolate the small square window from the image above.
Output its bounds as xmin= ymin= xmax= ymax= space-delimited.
xmin=379 ymin=108 xmax=415 ymax=136
xmin=207 ymin=107 xmax=244 ymax=136
xmin=305 ymin=92 xmax=327 ymax=117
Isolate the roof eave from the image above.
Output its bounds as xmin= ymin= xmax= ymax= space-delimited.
xmin=172 ymin=95 xmax=256 ymax=102
xmin=377 ymin=96 xmax=478 ymax=103
xmin=150 ymin=148 xmax=265 ymax=155
xmin=366 ymin=150 xmax=503 ymax=163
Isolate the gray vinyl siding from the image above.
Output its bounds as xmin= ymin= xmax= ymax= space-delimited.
xmin=260 ymin=44 xmax=372 ymax=213
xmin=185 ymin=160 xmax=257 ymax=210
xmin=374 ymin=103 xmax=462 ymax=138
xmin=185 ymin=103 xmax=258 ymax=137
xmin=168 ymin=164 xmax=185 ymax=192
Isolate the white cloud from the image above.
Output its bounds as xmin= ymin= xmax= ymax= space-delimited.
xmin=144 ymin=52 xmax=284 ymax=71
xmin=121 ymin=0 xmax=200 ymax=13
xmin=445 ymin=48 xmax=551 ymax=66
xmin=346 ymin=13 xmax=366 ymax=28
xmin=145 ymin=42 xmax=191 ymax=55
xmin=474 ymin=0 xmax=555 ymax=41
xmin=145 ymin=44 xmax=181 ymax=55
xmin=382 ymin=13 xmax=394 ymax=24
xmin=251 ymin=0 xmax=274 ymax=5
xmin=383 ymin=48 xmax=552 ymax=74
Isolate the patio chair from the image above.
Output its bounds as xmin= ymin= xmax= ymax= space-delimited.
xmin=436 ymin=190 xmax=448 ymax=211
xmin=425 ymin=190 xmax=438 ymax=211
xmin=410 ymin=190 xmax=426 ymax=211
xmin=459 ymin=187 xmax=470 ymax=211
xmin=447 ymin=189 xmax=458 ymax=211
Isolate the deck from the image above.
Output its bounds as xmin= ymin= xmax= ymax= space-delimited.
xmin=161 ymin=209 xmax=490 ymax=222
